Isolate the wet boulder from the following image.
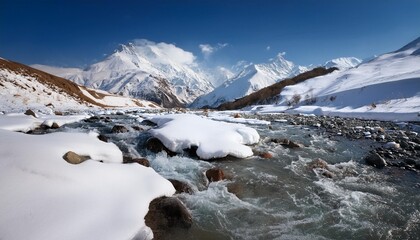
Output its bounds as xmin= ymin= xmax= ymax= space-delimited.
xmin=97 ymin=134 xmax=109 ymax=142
xmin=168 ymin=179 xmax=194 ymax=194
xmin=145 ymin=196 xmax=192 ymax=239
xmin=132 ymin=125 xmax=144 ymax=131
xmin=205 ymin=168 xmax=225 ymax=182
xmin=365 ymin=152 xmax=387 ymax=168
xmin=271 ymin=138 xmax=303 ymax=148
xmin=321 ymin=170 xmax=335 ymax=178
xmin=309 ymin=158 xmax=328 ymax=169
xmin=145 ymin=138 xmax=176 ymax=156
xmin=124 ymin=157 xmax=150 ymax=167
xmin=259 ymin=152 xmax=273 ymax=159
xmin=111 ymin=125 xmax=129 ymax=133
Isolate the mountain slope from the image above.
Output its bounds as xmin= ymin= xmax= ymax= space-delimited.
xmin=34 ymin=40 xmax=214 ymax=107
xmin=190 ymin=53 xmax=309 ymax=108
xmin=218 ymin=67 xmax=338 ymax=110
xmin=0 ymin=58 xmax=159 ymax=112
xmin=254 ymin=37 xmax=420 ymax=121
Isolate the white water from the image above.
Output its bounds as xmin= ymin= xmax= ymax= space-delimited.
xmin=62 ymin=113 xmax=420 ymax=240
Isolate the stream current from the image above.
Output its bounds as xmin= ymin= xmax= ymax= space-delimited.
xmin=62 ymin=112 xmax=420 ymax=240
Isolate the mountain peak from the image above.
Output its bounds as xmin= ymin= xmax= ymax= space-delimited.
xmin=396 ymin=36 xmax=420 ymax=52
xmin=324 ymin=57 xmax=362 ymax=70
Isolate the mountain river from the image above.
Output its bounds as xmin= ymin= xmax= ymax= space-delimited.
xmin=61 ymin=111 xmax=419 ymax=240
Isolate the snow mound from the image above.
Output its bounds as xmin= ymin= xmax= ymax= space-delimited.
xmin=0 ymin=113 xmax=89 ymax=132
xmin=149 ymin=114 xmax=260 ymax=159
xmin=0 ymin=129 xmax=175 ymax=240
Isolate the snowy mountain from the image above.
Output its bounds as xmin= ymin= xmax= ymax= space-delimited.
xmin=33 ymin=40 xmax=214 ymax=107
xmin=0 ymin=58 xmax=159 ymax=113
xmin=323 ymin=57 xmax=362 ymax=70
xmin=190 ymin=53 xmax=309 ymax=108
xmin=255 ymin=36 xmax=420 ymax=121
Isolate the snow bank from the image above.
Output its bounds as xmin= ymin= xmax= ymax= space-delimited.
xmin=0 ymin=113 xmax=89 ymax=132
xmin=0 ymin=129 xmax=175 ymax=240
xmin=149 ymin=114 xmax=260 ymax=159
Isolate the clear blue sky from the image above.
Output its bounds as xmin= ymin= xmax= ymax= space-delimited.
xmin=1 ymin=0 xmax=420 ymax=68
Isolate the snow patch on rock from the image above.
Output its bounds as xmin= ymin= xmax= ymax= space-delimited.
xmin=148 ymin=114 xmax=260 ymax=159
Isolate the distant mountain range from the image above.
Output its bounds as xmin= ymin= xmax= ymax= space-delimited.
xmin=221 ymin=37 xmax=420 ymax=121
xmin=32 ymin=39 xmax=361 ymax=108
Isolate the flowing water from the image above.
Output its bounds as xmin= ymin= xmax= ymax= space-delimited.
xmin=62 ymin=112 xmax=420 ymax=240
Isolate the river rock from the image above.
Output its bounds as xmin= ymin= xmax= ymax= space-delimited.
xmin=132 ymin=125 xmax=143 ymax=131
xmin=63 ymin=151 xmax=90 ymax=164
xmin=51 ymin=122 xmax=60 ymax=129
xmin=365 ymin=152 xmax=387 ymax=168
xmin=85 ymin=116 xmax=100 ymax=123
xmin=168 ymin=179 xmax=194 ymax=194
xmin=145 ymin=196 xmax=192 ymax=239
xmin=111 ymin=125 xmax=129 ymax=133
xmin=321 ymin=170 xmax=335 ymax=178
xmin=24 ymin=109 xmax=37 ymax=118
xmin=132 ymin=158 xmax=151 ymax=167
xmin=97 ymin=134 xmax=109 ymax=142
xmin=259 ymin=152 xmax=273 ymax=159
xmin=384 ymin=142 xmax=400 ymax=149
xmin=206 ymin=168 xmax=225 ymax=182
xmin=145 ymin=138 xmax=176 ymax=156
xmin=271 ymin=138 xmax=303 ymax=148
xmin=309 ymin=158 xmax=328 ymax=169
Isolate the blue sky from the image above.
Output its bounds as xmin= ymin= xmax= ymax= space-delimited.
xmin=1 ymin=0 xmax=420 ymax=68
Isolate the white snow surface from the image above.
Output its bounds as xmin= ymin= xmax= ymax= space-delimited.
xmin=191 ymin=53 xmax=309 ymax=108
xmin=148 ymin=114 xmax=260 ymax=159
xmin=251 ymin=37 xmax=420 ymax=121
xmin=0 ymin=113 xmax=89 ymax=132
xmin=0 ymin=128 xmax=175 ymax=240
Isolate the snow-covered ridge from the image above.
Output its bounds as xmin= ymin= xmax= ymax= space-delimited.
xmin=323 ymin=57 xmax=362 ymax=70
xmin=33 ymin=40 xmax=215 ymax=107
xmin=254 ymin=37 xmax=420 ymax=121
xmin=0 ymin=58 xmax=160 ymax=113
xmin=191 ymin=53 xmax=310 ymax=108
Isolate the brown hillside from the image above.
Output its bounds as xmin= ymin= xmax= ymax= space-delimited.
xmin=0 ymin=58 xmax=159 ymax=108
xmin=217 ymin=67 xmax=338 ymax=110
